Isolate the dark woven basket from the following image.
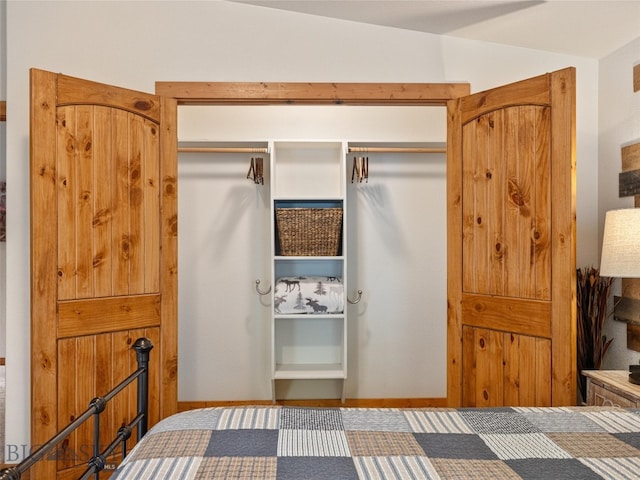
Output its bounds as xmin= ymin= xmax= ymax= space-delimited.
xmin=276 ymin=208 xmax=342 ymax=256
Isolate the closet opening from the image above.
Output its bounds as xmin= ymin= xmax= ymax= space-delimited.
xmin=158 ymin=82 xmax=470 ymax=407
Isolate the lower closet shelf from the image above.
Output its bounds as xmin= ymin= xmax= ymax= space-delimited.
xmin=273 ymin=363 xmax=346 ymax=380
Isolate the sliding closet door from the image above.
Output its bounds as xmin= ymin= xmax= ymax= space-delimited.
xmin=447 ymin=68 xmax=576 ymax=407
xmin=30 ymin=69 xmax=177 ymax=478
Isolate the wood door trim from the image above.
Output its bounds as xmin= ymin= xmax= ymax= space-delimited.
xmin=153 ymin=80 xmax=470 ymax=410
xmin=0 ymin=101 xmax=6 ymax=121
xmin=446 ymin=95 xmax=464 ymax=406
xmin=549 ymin=67 xmax=577 ymax=404
xmin=155 ymin=82 xmax=470 ymax=105
xmin=159 ymin=95 xmax=179 ymax=417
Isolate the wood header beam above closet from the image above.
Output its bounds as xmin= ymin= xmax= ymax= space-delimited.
xmin=0 ymin=101 xmax=6 ymax=121
xmin=155 ymin=82 xmax=470 ymax=105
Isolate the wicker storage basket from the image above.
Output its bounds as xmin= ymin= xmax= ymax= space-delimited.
xmin=276 ymin=208 xmax=343 ymax=256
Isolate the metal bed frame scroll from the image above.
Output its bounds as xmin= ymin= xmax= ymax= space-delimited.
xmin=0 ymin=337 xmax=153 ymax=480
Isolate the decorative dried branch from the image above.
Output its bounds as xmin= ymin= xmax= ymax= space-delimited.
xmin=577 ymin=266 xmax=614 ymax=401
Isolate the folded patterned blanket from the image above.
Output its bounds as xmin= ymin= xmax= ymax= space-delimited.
xmin=274 ymin=276 xmax=344 ymax=314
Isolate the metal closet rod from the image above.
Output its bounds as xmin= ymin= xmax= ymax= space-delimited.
xmin=178 ymin=146 xmax=269 ymax=153
xmin=348 ymin=146 xmax=446 ymax=154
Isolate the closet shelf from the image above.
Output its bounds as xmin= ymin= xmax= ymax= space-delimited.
xmin=274 ymin=255 xmax=344 ymax=261
xmin=274 ymin=363 xmax=346 ymax=380
xmin=274 ymin=314 xmax=344 ymax=320
xmin=273 ymin=196 xmax=344 ymax=201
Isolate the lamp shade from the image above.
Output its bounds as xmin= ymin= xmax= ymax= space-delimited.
xmin=600 ymin=208 xmax=640 ymax=277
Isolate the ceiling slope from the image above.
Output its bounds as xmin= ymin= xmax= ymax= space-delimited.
xmin=229 ymin=0 xmax=640 ymax=58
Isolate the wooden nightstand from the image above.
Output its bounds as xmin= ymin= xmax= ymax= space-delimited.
xmin=582 ymin=370 xmax=640 ymax=407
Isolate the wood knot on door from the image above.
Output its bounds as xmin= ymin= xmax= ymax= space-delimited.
xmin=93 ymin=253 xmax=104 ymax=267
xmin=39 ymin=407 xmax=51 ymax=426
xmin=120 ymin=235 xmax=131 ymax=259
xmin=167 ymin=214 xmax=178 ymax=236
xmin=473 ymin=302 xmax=486 ymax=313
xmin=134 ymin=100 xmax=153 ymax=112
xmin=163 ymin=176 xmax=177 ymax=197
xmin=40 ymin=353 xmax=53 ymax=370
xmin=508 ymin=178 xmax=530 ymax=216
xmin=494 ymin=239 xmax=504 ymax=259
xmin=92 ymin=208 xmax=111 ymax=227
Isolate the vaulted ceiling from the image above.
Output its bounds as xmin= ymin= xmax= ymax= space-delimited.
xmin=230 ymin=0 xmax=640 ymax=59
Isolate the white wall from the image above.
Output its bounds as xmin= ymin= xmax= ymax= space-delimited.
xmin=5 ymin=0 xmax=601 ymax=458
xmin=1 ymin=0 xmax=7 ymax=362
xmin=599 ymin=37 xmax=640 ymax=370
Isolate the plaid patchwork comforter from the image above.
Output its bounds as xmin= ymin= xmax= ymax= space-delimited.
xmin=112 ymin=406 xmax=640 ymax=479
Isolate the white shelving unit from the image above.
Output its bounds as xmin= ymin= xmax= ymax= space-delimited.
xmin=270 ymin=140 xmax=348 ymax=403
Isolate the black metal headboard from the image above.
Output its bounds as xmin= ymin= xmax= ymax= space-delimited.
xmin=0 ymin=337 xmax=153 ymax=480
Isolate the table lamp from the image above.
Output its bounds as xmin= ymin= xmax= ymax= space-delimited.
xmin=600 ymin=208 xmax=640 ymax=383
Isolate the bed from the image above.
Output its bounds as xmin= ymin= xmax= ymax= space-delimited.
xmin=0 ymin=337 xmax=154 ymax=480
xmin=110 ymin=404 xmax=640 ymax=479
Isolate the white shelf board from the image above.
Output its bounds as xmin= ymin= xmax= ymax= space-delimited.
xmin=273 ymin=363 xmax=346 ymax=380
xmin=274 ymin=314 xmax=344 ymax=320
xmin=273 ymin=196 xmax=344 ymax=201
xmin=275 ymin=256 xmax=344 ymax=261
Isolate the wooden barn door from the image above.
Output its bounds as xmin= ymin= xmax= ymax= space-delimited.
xmin=30 ymin=69 xmax=178 ymax=478
xmin=447 ymin=68 xmax=576 ymax=407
